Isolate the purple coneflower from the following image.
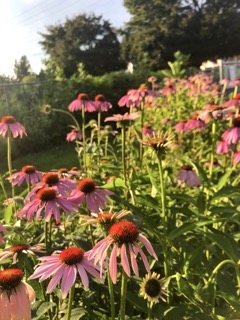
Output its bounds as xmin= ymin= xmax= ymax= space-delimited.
xmin=0 ymin=116 xmax=27 ymax=138
xmin=104 ymin=112 xmax=140 ymax=124
xmin=142 ymin=123 xmax=155 ymax=137
xmin=94 ymin=94 xmax=112 ymax=111
xmin=7 ymin=165 xmax=43 ymax=186
xmin=27 ymin=172 xmax=76 ymax=200
xmin=0 ymin=224 xmax=7 ymax=245
xmin=222 ymin=94 xmax=240 ymax=108
xmin=233 ymin=152 xmax=240 ymax=164
xmin=28 ymin=247 xmax=101 ymax=298
xmin=229 ymin=78 xmax=240 ymax=86
xmin=205 ymin=158 xmax=221 ymax=169
xmin=221 ymin=117 xmax=240 ymax=144
xmin=148 ymin=76 xmax=157 ymax=83
xmin=66 ymin=129 xmax=82 ymax=141
xmin=216 ymin=141 xmax=229 ymax=155
xmin=128 ymin=84 xmax=159 ymax=103
xmin=0 ymin=243 xmax=44 ymax=263
xmin=80 ymin=209 xmax=130 ymax=233
xmin=177 ymin=165 xmax=201 ymax=187
xmin=175 ymin=120 xmax=187 ymax=132
xmin=69 ymin=178 xmax=114 ymax=213
xmin=0 ymin=268 xmax=35 ymax=320
xmin=68 ymin=93 xmax=96 ymax=112
xmin=16 ymin=187 xmax=78 ymax=223
xmin=184 ymin=116 xmax=206 ymax=132
xmin=89 ymin=221 xmax=158 ymax=284
xmin=140 ymin=272 xmax=168 ymax=306
xmin=118 ymin=90 xmax=138 ymax=108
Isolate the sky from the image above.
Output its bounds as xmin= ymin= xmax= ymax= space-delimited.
xmin=0 ymin=0 xmax=131 ymax=77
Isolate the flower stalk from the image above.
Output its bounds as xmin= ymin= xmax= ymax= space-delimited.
xmin=66 ymin=285 xmax=75 ymax=320
xmin=120 ymin=270 xmax=128 ymax=320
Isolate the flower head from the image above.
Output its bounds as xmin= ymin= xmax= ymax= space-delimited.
xmin=142 ymin=123 xmax=155 ymax=138
xmin=216 ymin=141 xmax=229 ymax=154
xmin=233 ymin=152 xmax=240 ymax=164
xmin=80 ymin=209 xmax=130 ymax=233
xmin=68 ymin=93 xmax=96 ymax=112
xmin=0 ymin=243 xmax=45 ymax=264
xmin=28 ymin=247 xmax=101 ymax=298
xmin=27 ymin=172 xmax=76 ymax=200
xmin=0 ymin=116 xmax=27 ymax=138
xmin=142 ymin=131 xmax=175 ymax=159
xmin=104 ymin=112 xmax=140 ymax=125
xmin=184 ymin=117 xmax=206 ymax=132
xmin=0 ymin=224 xmax=7 ymax=245
xmin=148 ymin=76 xmax=157 ymax=83
xmin=175 ymin=120 xmax=187 ymax=132
xmin=140 ymin=272 xmax=168 ymax=306
xmin=0 ymin=268 xmax=35 ymax=320
xmin=66 ymin=129 xmax=82 ymax=141
xmin=89 ymin=221 xmax=158 ymax=284
xmin=7 ymin=165 xmax=43 ymax=186
xmin=177 ymin=165 xmax=201 ymax=187
xmin=94 ymin=95 xmax=112 ymax=112
xmin=221 ymin=117 xmax=240 ymax=144
xmin=16 ymin=187 xmax=78 ymax=223
xmin=69 ymin=178 xmax=114 ymax=213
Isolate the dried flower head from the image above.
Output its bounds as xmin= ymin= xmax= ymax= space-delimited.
xmin=142 ymin=131 xmax=175 ymax=159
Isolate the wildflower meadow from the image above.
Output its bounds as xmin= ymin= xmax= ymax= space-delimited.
xmin=1 ymin=72 xmax=240 ymax=320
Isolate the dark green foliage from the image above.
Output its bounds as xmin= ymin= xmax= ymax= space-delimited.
xmin=122 ymin=0 xmax=240 ymax=68
xmin=40 ymin=14 xmax=125 ymax=77
xmin=14 ymin=55 xmax=32 ymax=81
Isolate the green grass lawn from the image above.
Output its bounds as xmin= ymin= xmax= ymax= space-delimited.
xmin=0 ymin=143 xmax=79 ymax=173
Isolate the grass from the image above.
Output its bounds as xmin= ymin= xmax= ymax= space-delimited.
xmin=0 ymin=143 xmax=79 ymax=173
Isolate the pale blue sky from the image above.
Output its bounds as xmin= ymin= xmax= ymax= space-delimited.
xmin=0 ymin=0 xmax=131 ymax=76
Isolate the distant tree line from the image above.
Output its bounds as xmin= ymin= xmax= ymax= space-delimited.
xmin=2 ymin=0 xmax=240 ymax=81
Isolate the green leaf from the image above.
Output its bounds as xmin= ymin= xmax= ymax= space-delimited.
xmin=217 ymin=169 xmax=233 ymax=190
xmin=168 ymin=193 xmax=196 ymax=206
xmin=211 ymin=186 xmax=240 ymax=201
xmin=32 ymin=301 xmax=56 ymax=320
xmin=168 ymin=220 xmax=213 ymax=240
xmin=101 ymin=178 xmax=127 ymax=189
xmin=197 ymin=191 xmax=206 ymax=214
xmin=205 ymin=228 xmax=240 ymax=263
xmin=3 ymin=203 xmax=13 ymax=224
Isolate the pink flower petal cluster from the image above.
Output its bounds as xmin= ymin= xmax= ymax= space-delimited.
xmin=7 ymin=165 xmax=43 ymax=186
xmin=216 ymin=141 xmax=229 ymax=155
xmin=89 ymin=221 xmax=158 ymax=284
xmin=0 ymin=116 xmax=27 ymax=138
xmin=69 ymin=178 xmax=114 ymax=213
xmin=184 ymin=117 xmax=206 ymax=132
xmin=221 ymin=118 xmax=240 ymax=144
xmin=29 ymin=247 xmax=101 ymax=298
xmin=66 ymin=129 xmax=82 ymax=141
xmin=233 ymin=152 xmax=240 ymax=164
xmin=68 ymin=93 xmax=95 ymax=112
xmin=177 ymin=165 xmax=201 ymax=187
xmin=104 ymin=112 xmax=140 ymax=123
xmin=0 ymin=268 xmax=35 ymax=320
xmin=94 ymin=94 xmax=112 ymax=112
xmin=0 ymin=243 xmax=44 ymax=263
xmin=0 ymin=224 xmax=7 ymax=245
xmin=16 ymin=187 xmax=78 ymax=223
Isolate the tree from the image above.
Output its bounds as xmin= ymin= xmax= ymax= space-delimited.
xmin=40 ymin=14 xmax=125 ymax=77
xmin=14 ymin=55 xmax=32 ymax=81
xmin=121 ymin=0 xmax=240 ymax=69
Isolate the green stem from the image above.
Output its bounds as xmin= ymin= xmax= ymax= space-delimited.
xmin=209 ymin=121 xmax=217 ymax=178
xmin=105 ymin=135 xmax=108 ymax=157
xmin=120 ymin=270 xmax=128 ymax=320
xmin=157 ymin=156 xmax=169 ymax=279
xmin=51 ymin=108 xmax=81 ymax=131
xmin=107 ymin=270 xmax=115 ymax=320
xmin=66 ymin=285 xmax=75 ymax=320
xmin=121 ymin=124 xmax=127 ymax=184
xmin=0 ymin=174 xmax=8 ymax=201
xmin=82 ymin=104 xmax=87 ymax=169
xmin=7 ymin=130 xmax=15 ymax=199
xmin=140 ymin=102 xmax=144 ymax=164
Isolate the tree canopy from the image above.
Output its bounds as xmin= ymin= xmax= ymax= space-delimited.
xmin=14 ymin=55 xmax=32 ymax=81
xmin=40 ymin=14 xmax=125 ymax=77
xmin=121 ymin=0 xmax=240 ymax=69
